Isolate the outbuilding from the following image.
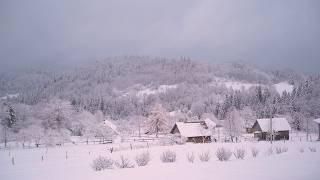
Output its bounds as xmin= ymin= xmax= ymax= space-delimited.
xmin=170 ymin=121 xmax=211 ymax=143
xmin=251 ymin=118 xmax=291 ymax=141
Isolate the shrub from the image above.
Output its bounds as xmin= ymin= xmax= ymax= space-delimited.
xmin=171 ymin=135 xmax=187 ymax=145
xmin=233 ymin=148 xmax=246 ymax=160
xmin=161 ymin=150 xmax=176 ymax=163
xmin=275 ymin=146 xmax=288 ymax=154
xmin=309 ymin=147 xmax=317 ymax=152
xmin=199 ymin=151 xmax=211 ymax=162
xmin=92 ymin=156 xmax=114 ymax=171
xmin=282 ymin=147 xmax=288 ymax=153
xmin=251 ymin=147 xmax=259 ymax=158
xmin=115 ymin=155 xmax=135 ymax=169
xmin=216 ymin=147 xmax=232 ymax=161
xmin=135 ymin=151 xmax=150 ymax=166
xmin=298 ymin=147 xmax=304 ymax=153
xmin=265 ymin=147 xmax=274 ymax=156
xmin=186 ymin=152 xmax=195 ymax=163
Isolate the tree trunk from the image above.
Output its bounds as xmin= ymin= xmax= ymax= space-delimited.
xmin=138 ymin=122 xmax=141 ymax=138
xmin=4 ymin=127 xmax=7 ymax=148
xmin=318 ymin=124 xmax=320 ymax=141
xmin=156 ymin=125 xmax=159 ymax=138
xmin=306 ymin=118 xmax=310 ymax=141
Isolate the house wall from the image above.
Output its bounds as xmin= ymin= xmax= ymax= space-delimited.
xmin=254 ymin=131 xmax=289 ymax=141
xmin=186 ymin=136 xmax=211 ymax=143
xmin=171 ymin=125 xmax=180 ymax=134
xmin=251 ymin=121 xmax=261 ymax=132
xmin=276 ymin=131 xmax=289 ymax=140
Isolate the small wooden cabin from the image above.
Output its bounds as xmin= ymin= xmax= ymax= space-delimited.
xmin=170 ymin=121 xmax=211 ymax=143
xmin=252 ymin=118 xmax=291 ymax=141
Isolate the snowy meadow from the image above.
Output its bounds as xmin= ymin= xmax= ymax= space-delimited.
xmin=1 ymin=140 xmax=319 ymax=180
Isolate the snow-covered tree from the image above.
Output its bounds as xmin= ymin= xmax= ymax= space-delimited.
xmin=191 ymin=102 xmax=205 ymax=119
xmin=224 ymin=108 xmax=243 ymax=142
xmin=147 ymin=103 xmax=168 ymax=137
xmin=39 ymin=98 xmax=74 ymax=131
xmin=1 ymin=103 xmax=17 ymax=130
xmin=18 ymin=124 xmax=44 ymax=147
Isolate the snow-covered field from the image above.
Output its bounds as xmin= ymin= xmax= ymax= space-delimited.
xmin=1 ymin=141 xmax=319 ymax=180
xmin=136 ymin=85 xmax=178 ymax=97
xmin=273 ymin=82 xmax=294 ymax=95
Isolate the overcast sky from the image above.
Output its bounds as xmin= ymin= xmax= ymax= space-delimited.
xmin=1 ymin=0 xmax=320 ymax=73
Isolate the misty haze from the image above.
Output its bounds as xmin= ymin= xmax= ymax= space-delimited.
xmin=0 ymin=1 xmax=320 ymax=180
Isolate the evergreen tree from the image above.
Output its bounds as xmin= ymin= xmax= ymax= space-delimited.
xmin=1 ymin=103 xmax=17 ymax=130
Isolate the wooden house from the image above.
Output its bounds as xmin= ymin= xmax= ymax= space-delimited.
xmin=170 ymin=121 xmax=212 ymax=143
xmin=251 ymin=118 xmax=291 ymax=141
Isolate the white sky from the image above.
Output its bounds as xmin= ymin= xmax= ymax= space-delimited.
xmin=1 ymin=0 xmax=320 ymax=73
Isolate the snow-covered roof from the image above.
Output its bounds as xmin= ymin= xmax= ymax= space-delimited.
xmin=256 ymin=118 xmax=291 ymax=132
xmin=313 ymin=118 xmax=320 ymax=124
xmin=173 ymin=122 xmax=211 ymax=137
xmin=204 ymin=118 xmax=216 ymax=128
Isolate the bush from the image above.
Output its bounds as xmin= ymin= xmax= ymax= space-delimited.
xmin=186 ymin=152 xmax=195 ymax=163
xmin=265 ymin=147 xmax=274 ymax=156
xmin=159 ymin=138 xmax=175 ymax=146
xmin=171 ymin=135 xmax=187 ymax=145
xmin=216 ymin=147 xmax=232 ymax=161
xmin=233 ymin=148 xmax=246 ymax=160
xmin=282 ymin=147 xmax=288 ymax=153
xmin=275 ymin=146 xmax=288 ymax=154
xmin=199 ymin=151 xmax=211 ymax=162
xmin=92 ymin=156 xmax=114 ymax=171
xmin=161 ymin=150 xmax=176 ymax=163
xmin=309 ymin=147 xmax=317 ymax=152
xmin=251 ymin=147 xmax=259 ymax=158
xmin=115 ymin=155 xmax=135 ymax=169
xmin=298 ymin=147 xmax=304 ymax=153
xmin=135 ymin=151 xmax=150 ymax=166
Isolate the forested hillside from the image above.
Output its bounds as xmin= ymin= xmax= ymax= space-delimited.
xmin=0 ymin=57 xmax=319 ymax=144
